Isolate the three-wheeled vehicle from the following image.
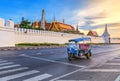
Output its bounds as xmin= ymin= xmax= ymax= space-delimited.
xmin=67 ymin=37 xmax=92 ymax=61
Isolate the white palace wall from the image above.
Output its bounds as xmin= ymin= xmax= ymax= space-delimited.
xmin=14 ymin=28 xmax=84 ymax=44
xmin=2 ymin=18 xmax=119 ymax=47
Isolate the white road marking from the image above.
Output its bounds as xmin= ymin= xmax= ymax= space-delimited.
xmin=0 ymin=62 xmax=13 ymax=66
xmin=114 ymin=57 xmax=120 ymax=59
xmin=0 ymin=64 xmax=21 ymax=70
xmin=0 ymin=67 xmax=28 ymax=75
xmin=114 ymin=75 xmax=120 ymax=81
xmin=111 ymin=59 xmax=120 ymax=61
xmin=104 ymin=63 xmax=120 ymax=66
xmin=0 ymin=60 xmax=8 ymax=63
xmin=58 ymin=62 xmax=86 ymax=68
xmin=36 ymin=52 xmax=42 ymax=55
xmin=56 ymin=80 xmax=89 ymax=81
xmin=82 ymin=69 xmax=120 ymax=72
xmin=50 ymin=68 xmax=120 ymax=81
xmin=21 ymin=54 xmax=86 ymax=68
xmin=23 ymin=73 xmax=52 ymax=81
xmin=50 ymin=52 xmax=54 ymax=53
xmin=50 ymin=68 xmax=86 ymax=81
xmin=0 ymin=70 xmax=39 ymax=81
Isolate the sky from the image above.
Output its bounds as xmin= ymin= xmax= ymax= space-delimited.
xmin=0 ymin=0 xmax=120 ymax=38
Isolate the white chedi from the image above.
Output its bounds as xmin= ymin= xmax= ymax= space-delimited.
xmin=6 ymin=20 xmax=14 ymax=28
xmin=101 ymin=24 xmax=110 ymax=43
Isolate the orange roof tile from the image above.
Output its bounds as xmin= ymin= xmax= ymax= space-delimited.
xmin=87 ymin=30 xmax=99 ymax=37
xmin=55 ymin=22 xmax=74 ymax=30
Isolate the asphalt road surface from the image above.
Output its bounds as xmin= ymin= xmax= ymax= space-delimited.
xmin=0 ymin=45 xmax=120 ymax=81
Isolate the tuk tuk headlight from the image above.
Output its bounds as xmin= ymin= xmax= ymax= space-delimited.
xmin=75 ymin=48 xmax=77 ymax=50
xmin=69 ymin=47 xmax=72 ymax=51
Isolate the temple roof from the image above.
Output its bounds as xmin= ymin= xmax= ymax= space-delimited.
xmin=87 ymin=30 xmax=99 ymax=37
xmin=55 ymin=22 xmax=74 ymax=30
xmin=45 ymin=23 xmax=51 ymax=30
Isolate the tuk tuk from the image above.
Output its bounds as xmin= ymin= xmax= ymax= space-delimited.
xmin=67 ymin=37 xmax=92 ymax=61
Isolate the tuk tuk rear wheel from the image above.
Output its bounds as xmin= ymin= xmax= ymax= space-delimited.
xmin=68 ymin=53 xmax=73 ymax=61
xmin=86 ymin=53 xmax=91 ymax=59
xmin=90 ymin=53 xmax=92 ymax=56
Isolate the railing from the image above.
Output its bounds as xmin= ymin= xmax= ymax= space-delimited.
xmin=14 ymin=28 xmax=84 ymax=37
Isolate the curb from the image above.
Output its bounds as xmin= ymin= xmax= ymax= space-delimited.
xmin=0 ymin=46 xmax=67 ymax=51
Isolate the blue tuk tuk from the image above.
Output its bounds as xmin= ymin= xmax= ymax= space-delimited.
xmin=67 ymin=37 xmax=92 ymax=61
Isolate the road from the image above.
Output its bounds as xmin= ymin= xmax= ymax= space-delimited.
xmin=0 ymin=45 xmax=120 ymax=81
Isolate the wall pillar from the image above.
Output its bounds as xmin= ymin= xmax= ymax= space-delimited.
xmin=0 ymin=19 xmax=15 ymax=47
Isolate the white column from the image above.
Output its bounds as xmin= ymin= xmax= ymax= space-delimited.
xmin=0 ymin=18 xmax=4 ymax=27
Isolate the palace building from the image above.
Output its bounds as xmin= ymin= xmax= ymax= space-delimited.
xmin=15 ymin=9 xmax=77 ymax=33
xmin=31 ymin=9 xmax=49 ymax=30
xmin=49 ymin=20 xmax=75 ymax=32
xmin=31 ymin=21 xmax=40 ymax=29
xmin=31 ymin=9 xmax=75 ymax=32
xmin=31 ymin=21 xmax=51 ymax=30
xmin=15 ymin=24 xmax=20 ymax=28
xmin=87 ymin=30 xmax=99 ymax=37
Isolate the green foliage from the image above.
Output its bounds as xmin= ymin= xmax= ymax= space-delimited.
xmin=69 ymin=30 xmax=83 ymax=34
xmin=39 ymin=28 xmax=45 ymax=30
xmin=15 ymin=43 xmax=120 ymax=47
xmin=20 ymin=20 xmax=32 ymax=29
xmin=16 ymin=43 xmax=67 ymax=47
xmin=34 ymin=27 xmax=40 ymax=30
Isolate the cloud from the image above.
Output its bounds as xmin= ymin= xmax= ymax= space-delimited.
xmin=108 ymin=23 xmax=120 ymax=27
xmin=79 ymin=20 xmax=95 ymax=30
xmin=72 ymin=0 xmax=120 ymax=37
xmin=84 ymin=11 xmax=107 ymax=20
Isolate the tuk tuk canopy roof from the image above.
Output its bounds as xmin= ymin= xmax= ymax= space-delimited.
xmin=69 ymin=37 xmax=91 ymax=42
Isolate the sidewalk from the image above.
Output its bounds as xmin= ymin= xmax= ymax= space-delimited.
xmin=0 ymin=46 xmax=67 ymax=51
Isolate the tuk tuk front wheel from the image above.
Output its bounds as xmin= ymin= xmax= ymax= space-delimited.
xmin=86 ymin=53 xmax=91 ymax=59
xmin=68 ymin=53 xmax=73 ymax=61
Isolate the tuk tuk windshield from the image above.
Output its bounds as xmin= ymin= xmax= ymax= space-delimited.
xmin=68 ymin=41 xmax=76 ymax=46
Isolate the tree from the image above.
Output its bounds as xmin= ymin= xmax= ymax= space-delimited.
xmin=20 ymin=20 xmax=31 ymax=29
